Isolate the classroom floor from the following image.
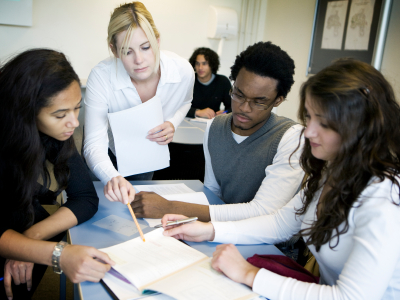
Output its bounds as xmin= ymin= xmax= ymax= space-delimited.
xmin=31 ymin=205 xmax=74 ymax=300
xmin=32 ymin=267 xmax=74 ymax=300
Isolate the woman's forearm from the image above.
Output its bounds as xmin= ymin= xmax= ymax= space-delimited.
xmin=23 ymin=207 xmax=77 ymax=241
xmin=0 ymin=229 xmax=56 ymax=265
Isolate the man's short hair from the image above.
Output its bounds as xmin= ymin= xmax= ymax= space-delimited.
xmin=189 ymin=47 xmax=220 ymax=74
xmin=230 ymin=42 xmax=295 ymax=99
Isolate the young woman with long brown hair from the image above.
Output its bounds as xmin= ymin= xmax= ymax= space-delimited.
xmin=160 ymin=59 xmax=400 ymax=300
xmin=0 ymin=49 xmax=114 ymax=300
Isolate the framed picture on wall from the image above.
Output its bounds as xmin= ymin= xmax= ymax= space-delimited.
xmin=306 ymin=0 xmax=392 ymax=75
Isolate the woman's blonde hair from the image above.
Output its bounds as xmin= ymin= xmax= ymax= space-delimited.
xmin=107 ymin=2 xmax=160 ymax=73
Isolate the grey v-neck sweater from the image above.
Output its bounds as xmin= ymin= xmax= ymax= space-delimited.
xmin=208 ymin=113 xmax=297 ymax=204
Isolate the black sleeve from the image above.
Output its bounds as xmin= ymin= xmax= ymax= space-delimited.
xmin=221 ymin=76 xmax=232 ymax=113
xmin=62 ymin=150 xmax=99 ymax=225
xmin=186 ymin=106 xmax=197 ymax=118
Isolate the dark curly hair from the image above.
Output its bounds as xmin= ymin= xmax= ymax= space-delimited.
xmin=189 ymin=47 xmax=220 ymax=74
xmin=296 ymin=58 xmax=400 ymax=252
xmin=0 ymin=49 xmax=79 ymax=232
xmin=230 ymin=41 xmax=295 ymax=99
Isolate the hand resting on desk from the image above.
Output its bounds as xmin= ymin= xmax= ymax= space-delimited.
xmin=162 ymin=214 xmax=260 ymax=287
xmin=131 ymin=192 xmax=211 ymax=221
xmin=195 ymin=108 xmax=215 ymax=119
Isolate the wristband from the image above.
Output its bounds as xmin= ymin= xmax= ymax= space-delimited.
xmin=52 ymin=241 xmax=68 ymax=274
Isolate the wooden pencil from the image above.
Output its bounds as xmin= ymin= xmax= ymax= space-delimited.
xmin=127 ymin=203 xmax=145 ymax=242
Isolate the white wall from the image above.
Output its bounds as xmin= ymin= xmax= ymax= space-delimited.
xmin=264 ymin=0 xmax=400 ymax=122
xmin=0 ymin=0 xmax=243 ymax=80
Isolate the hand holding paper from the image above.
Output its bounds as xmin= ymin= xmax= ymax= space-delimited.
xmin=107 ymin=96 xmax=170 ymax=176
xmin=147 ymin=120 xmax=175 ymax=145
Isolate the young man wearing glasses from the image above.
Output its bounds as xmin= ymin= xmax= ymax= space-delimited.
xmin=131 ymin=42 xmax=304 ymax=222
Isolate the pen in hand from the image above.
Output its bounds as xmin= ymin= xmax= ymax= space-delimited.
xmin=154 ymin=217 xmax=198 ymax=228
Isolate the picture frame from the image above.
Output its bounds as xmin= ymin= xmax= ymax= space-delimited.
xmin=306 ymin=0 xmax=392 ymax=75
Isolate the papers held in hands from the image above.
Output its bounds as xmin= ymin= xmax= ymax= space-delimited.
xmin=107 ymin=95 xmax=170 ymax=176
xmin=153 ymin=217 xmax=198 ymax=229
xmin=100 ymin=229 xmax=257 ymax=300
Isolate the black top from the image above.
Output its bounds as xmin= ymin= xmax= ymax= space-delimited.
xmin=186 ymin=74 xmax=232 ymax=118
xmin=0 ymin=136 xmax=99 ymax=238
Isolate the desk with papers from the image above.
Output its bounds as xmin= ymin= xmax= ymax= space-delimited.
xmin=69 ymin=180 xmax=282 ymax=300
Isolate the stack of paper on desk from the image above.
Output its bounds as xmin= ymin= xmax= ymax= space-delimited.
xmin=134 ymin=184 xmax=209 ymax=227
xmin=100 ymin=229 xmax=258 ymax=300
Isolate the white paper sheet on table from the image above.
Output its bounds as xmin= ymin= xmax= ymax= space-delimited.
xmin=107 ymin=96 xmax=170 ymax=176
xmin=189 ymin=117 xmax=210 ymax=123
xmin=143 ymin=192 xmax=209 ymax=227
xmin=102 ymin=272 xmax=173 ymax=300
xmin=134 ymin=183 xmax=195 ymax=195
xmin=92 ymin=215 xmax=147 ymax=236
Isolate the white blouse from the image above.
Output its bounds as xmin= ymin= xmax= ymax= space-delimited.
xmin=212 ymin=177 xmax=400 ymax=300
xmin=83 ymin=51 xmax=195 ymax=184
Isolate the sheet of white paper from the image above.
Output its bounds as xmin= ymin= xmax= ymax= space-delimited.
xmin=92 ymin=215 xmax=147 ymax=237
xmin=321 ymin=1 xmax=348 ymax=49
xmin=134 ymin=183 xmax=195 ymax=195
xmin=146 ymin=258 xmax=257 ymax=300
xmin=100 ymin=229 xmax=208 ymax=290
xmin=107 ymin=96 xmax=170 ymax=176
xmin=103 ymin=272 xmax=173 ymax=300
xmin=102 ymin=272 xmax=143 ymax=300
xmin=189 ymin=117 xmax=210 ymax=123
xmin=344 ymin=0 xmax=375 ymax=50
xmin=143 ymin=192 xmax=209 ymax=227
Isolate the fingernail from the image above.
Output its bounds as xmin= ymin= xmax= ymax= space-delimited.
xmin=8 ymin=297 xmax=12 ymax=300
xmin=28 ymin=287 xmax=31 ymax=291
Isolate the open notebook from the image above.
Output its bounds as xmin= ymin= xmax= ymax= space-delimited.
xmin=100 ymin=229 xmax=258 ymax=300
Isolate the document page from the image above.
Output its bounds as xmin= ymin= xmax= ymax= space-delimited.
xmin=92 ymin=215 xmax=148 ymax=236
xmin=102 ymin=271 xmax=174 ymax=300
xmin=100 ymin=229 xmax=208 ymax=290
xmin=107 ymin=96 xmax=170 ymax=176
xmin=143 ymin=192 xmax=209 ymax=227
xmin=189 ymin=117 xmax=210 ymax=123
xmin=145 ymin=258 xmax=257 ymax=300
xmin=134 ymin=183 xmax=195 ymax=195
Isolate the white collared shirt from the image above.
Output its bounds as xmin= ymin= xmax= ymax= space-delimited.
xmin=83 ymin=50 xmax=195 ymax=184
xmin=203 ymin=118 xmax=305 ymax=221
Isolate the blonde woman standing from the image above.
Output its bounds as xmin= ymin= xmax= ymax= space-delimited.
xmin=84 ymin=2 xmax=194 ymax=204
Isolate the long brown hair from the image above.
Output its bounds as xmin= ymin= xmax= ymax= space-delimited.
xmin=0 ymin=49 xmax=79 ymax=232
xmin=297 ymin=59 xmax=400 ymax=251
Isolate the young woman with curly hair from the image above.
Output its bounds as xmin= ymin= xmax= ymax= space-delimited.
xmin=0 ymin=49 xmax=114 ymax=300
xmin=160 ymin=59 xmax=400 ymax=300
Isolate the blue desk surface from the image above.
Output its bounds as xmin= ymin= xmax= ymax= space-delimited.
xmin=69 ymin=180 xmax=282 ymax=300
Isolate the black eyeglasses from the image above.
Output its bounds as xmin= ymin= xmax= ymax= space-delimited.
xmin=229 ymin=86 xmax=276 ymax=111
